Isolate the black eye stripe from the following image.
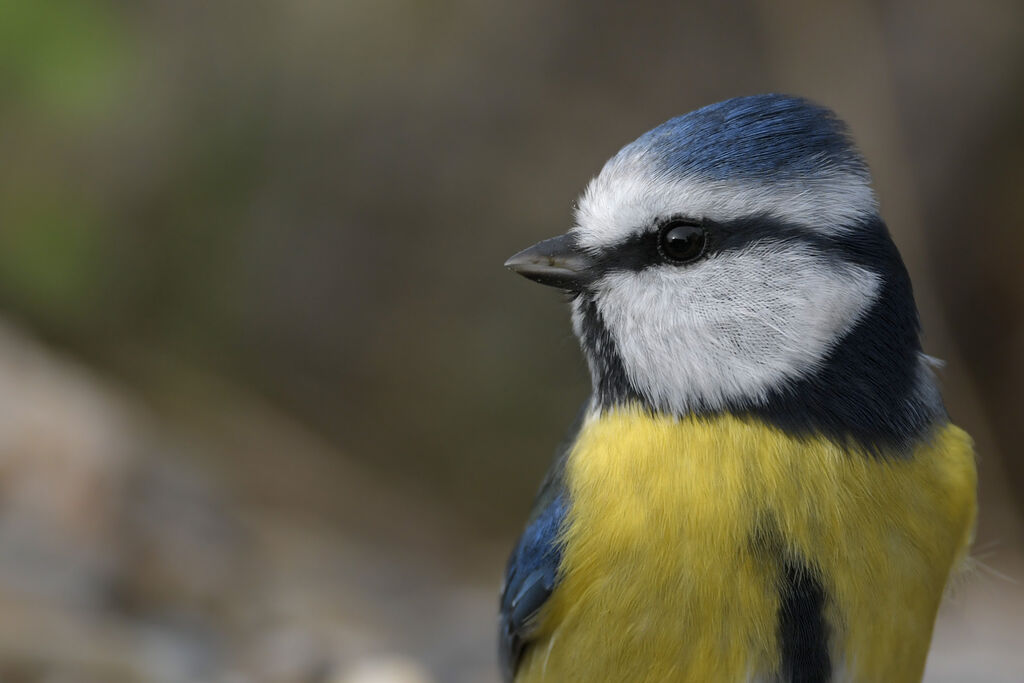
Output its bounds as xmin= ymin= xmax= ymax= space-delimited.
xmin=589 ymin=232 xmax=661 ymax=272
xmin=588 ymin=214 xmax=881 ymax=276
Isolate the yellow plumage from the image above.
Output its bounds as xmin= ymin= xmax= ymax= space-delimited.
xmin=516 ymin=408 xmax=976 ymax=683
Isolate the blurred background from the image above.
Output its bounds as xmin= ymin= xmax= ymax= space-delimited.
xmin=0 ymin=1 xmax=1022 ymax=681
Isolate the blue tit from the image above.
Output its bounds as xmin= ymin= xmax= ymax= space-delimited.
xmin=499 ymin=94 xmax=976 ymax=683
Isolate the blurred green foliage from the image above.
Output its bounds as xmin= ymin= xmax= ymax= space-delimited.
xmin=0 ymin=193 xmax=105 ymax=322
xmin=0 ymin=0 xmax=127 ymax=116
xmin=0 ymin=1 xmax=130 ymax=325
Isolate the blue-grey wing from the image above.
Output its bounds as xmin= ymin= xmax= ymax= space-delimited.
xmin=498 ymin=402 xmax=586 ymax=681
xmin=499 ymin=490 xmax=567 ymax=680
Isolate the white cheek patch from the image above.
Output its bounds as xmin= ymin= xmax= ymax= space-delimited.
xmin=593 ymin=244 xmax=880 ymax=414
xmin=573 ymin=154 xmax=876 ymax=251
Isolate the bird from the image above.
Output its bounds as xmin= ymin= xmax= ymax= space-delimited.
xmin=498 ymin=94 xmax=977 ymax=683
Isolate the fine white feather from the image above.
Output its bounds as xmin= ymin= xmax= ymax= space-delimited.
xmin=578 ymin=242 xmax=880 ymax=414
xmin=574 ymin=151 xmax=876 ymax=251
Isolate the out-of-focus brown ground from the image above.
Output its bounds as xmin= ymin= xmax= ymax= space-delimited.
xmin=0 ymin=320 xmax=497 ymax=682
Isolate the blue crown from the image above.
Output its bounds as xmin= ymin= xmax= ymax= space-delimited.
xmin=620 ymin=94 xmax=868 ymax=182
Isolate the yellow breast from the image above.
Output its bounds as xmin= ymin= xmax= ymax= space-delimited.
xmin=516 ymin=408 xmax=976 ymax=683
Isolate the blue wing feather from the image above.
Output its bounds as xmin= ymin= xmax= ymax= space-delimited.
xmin=498 ymin=401 xmax=587 ymax=681
xmin=498 ymin=492 xmax=567 ymax=680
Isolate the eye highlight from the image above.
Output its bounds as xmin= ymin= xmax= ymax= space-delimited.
xmin=658 ymin=220 xmax=708 ymax=264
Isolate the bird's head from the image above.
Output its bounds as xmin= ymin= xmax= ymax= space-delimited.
xmin=507 ymin=94 xmax=942 ymax=449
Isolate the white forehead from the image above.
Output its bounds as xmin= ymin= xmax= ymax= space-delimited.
xmin=573 ymin=150 xmax=877 ymax=251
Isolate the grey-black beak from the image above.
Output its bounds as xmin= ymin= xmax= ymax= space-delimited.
xmin=504 ymin=234 xmax=593 ymax=290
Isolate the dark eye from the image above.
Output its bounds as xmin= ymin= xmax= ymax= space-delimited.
xmin=658 ymin=221 xmax=707 ymax=264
